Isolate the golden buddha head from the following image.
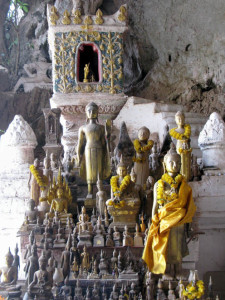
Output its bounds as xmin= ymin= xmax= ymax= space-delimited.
xmin=85 ymin=102 xmax=99 ymax=121
xmin=81 ymin=206 xmax=86 ymax=214
xmin=117 ymin=162 xmax=127 ymax=178
xmin=138 ymin=126 xmax=150 ymax=142
xmin=5 ymin=248 xmax=14 ymax=267
xmin=164 ymin=143 xmax=181 ymax=175
xmin=175 ymin=111 xmax=185 ymax=127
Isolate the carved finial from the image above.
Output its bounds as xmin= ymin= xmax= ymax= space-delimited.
xmin=50 ymin=6 xmax=59 ymax=26
xmin=62 ymin=10 xmax=71 ymax=25
xmin=118 ymin=5 xmax=127 ymax=22
xmin=73 ymin=9 xmax=82 ymax=24
xmin=95 ymin=9 xmax=103 ymax=25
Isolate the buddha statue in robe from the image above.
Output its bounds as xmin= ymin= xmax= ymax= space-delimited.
xmin=142 ymin=143 xmax=196 ymax=280
xmin=169 ymin=111 xmax=192 ymax=181
xmin=77 ymin=102 xmax=111 ymax=199
xmin=133 ymin=126 xmax=154 ymax=187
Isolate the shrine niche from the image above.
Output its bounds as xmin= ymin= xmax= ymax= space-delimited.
xmin=76 ymin=42 xmax=101 ymax=83
xmin=47 ymin=4 xmax=128 ymax=160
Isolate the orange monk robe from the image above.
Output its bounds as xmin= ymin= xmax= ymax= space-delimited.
xmin=142 ymin=179 xmax=196 ymax=274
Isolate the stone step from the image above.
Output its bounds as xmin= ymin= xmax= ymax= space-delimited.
xmin=154 ymin=102 xmax=188 ymax=113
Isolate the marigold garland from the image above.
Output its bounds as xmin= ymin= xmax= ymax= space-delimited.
xmin=111 ymin=175 xmax=131 ymax=198
xmin=107 ymin=199 xmax=126 ymax=209
xmin=30 ymin=165 xmax=48 ymax=191
xmin=157 ymin=173 xmax=183 ymax=206
xmin=179 ymin=147 xmax=192 ymax=154
xmin=169 ymin=124 xmax=191 ymax=140
xmin=133 ymin=139 xmax=154 ymax=153
xmin=183 ymin=280 xmax=205 ymax=300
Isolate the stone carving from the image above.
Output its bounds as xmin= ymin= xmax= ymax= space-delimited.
xmin=199 ymin=112 xmax=225 ymax=145
xmin=42 ymin=108 xmax=61 ymax=150
xmin=0 ymin=115 xmax=37 ymax=148
xmin=59 ymin=104 xmax=124 ymax=115
xmin=198 ymin=112 xmax=225 ymax=169
xmin=13 ymin=61 xmax=52 ymax=93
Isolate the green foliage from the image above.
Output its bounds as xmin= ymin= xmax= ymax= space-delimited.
xmin=7 ymin=0 xmax=29 ymax=26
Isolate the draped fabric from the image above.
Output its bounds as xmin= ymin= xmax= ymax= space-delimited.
xmin=142 ymin=180 xmax=196 ymax=274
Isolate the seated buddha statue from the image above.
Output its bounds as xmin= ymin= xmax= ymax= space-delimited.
xmin=49 ymin=187 xmax=72 ymax=224
xmin=142 ymin=143 xmax=196 ymax=280
xmin=28 ymin=252 xmax=53 ymax=299
xmin=0 ymin=248 xmax=19 ymax=289
xmin=106 ymin=159 xmax=141 ymax=228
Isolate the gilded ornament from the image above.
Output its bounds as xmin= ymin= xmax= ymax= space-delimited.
xmin=84 ymin=16 xmax=93 ymax=25
xmin=118 ymin=5 xmax=127 ymax=22
xmin=62 ymin=10 xmax=71 ymax=25
xmin=95 ymin=9 xmax=104 ymax=25
xmin=73 ymin=9 xmax=82 ymax=24
xmin=50 ymin=6 xmax=59 ymax=26
xmin=100 ymin=44 xmax=104 ymax=51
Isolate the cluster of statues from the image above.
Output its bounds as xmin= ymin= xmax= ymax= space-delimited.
xmin=11 ymin=102 xmax=203 ymax=299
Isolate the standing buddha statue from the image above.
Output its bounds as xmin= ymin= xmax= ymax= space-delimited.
xmin=77 ymin=102 xmax=111 ymax=201
xmin=142 ymin=143 xmax=196 ymax=280
xmin=133 ymin=126 xmax=154 ymax=187
xmin=169 ymin=111 xmax=192 ymax=181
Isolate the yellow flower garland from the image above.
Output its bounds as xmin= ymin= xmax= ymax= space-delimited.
xmin=157 ymin=173 xmax=183 ymax=206
xmin=111 ymin=175 xmax=131 ymax=198
xmin=30 ymin=165 xmax=48 ymax=191
xmin=133 ymin=139 xmax=154 ymax=163
xmin=169 ymin=124 xmax=191 ymax=140
xmin=183 ymin=280 xmax=205 ymax=300
xmin=133 ymin=139 xmax=154 ymax=153
xmin=179 ymin=147 xmax=192 ymax=154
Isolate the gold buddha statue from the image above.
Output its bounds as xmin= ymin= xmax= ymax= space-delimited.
xmin=46 ymin=169 xmax=72 ymax=223
xmin=142 ymin=143 xmax=196 ymax=279
xmin=169 ymin=111 xmax=192 ymax=181
xmin=106 ymin=159 xmax=141 ymax=228
xmin=77 ymin=102 xmax=111 ymax=200
xmin=0 ymin=248 xmax=19 ymax=291
xmin=49 ymin=188 xmax=72 ymax=224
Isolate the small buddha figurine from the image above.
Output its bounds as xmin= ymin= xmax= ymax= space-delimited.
xmin=38 ymin=157 xmax=52 ymax=213
xmin=133 ymin=126 xmax=154 ymax=187
xmin=61 ymin=236 xmax=71 ymax=279
xmin=83 ymin=63 xmax=90 ymax=83
xmin=28 ymin=252 xmax=53 ymax=298
xmin=25 ymin=243 xmax=39 ymax=286
xmin=93 ymin=216 xmax=105 ymax=247
xmin=142 ymin=143 xmax=196 ymax=280
xmin=113 ymin=226 xmax=121 ymax=247
xmin=28 ymin=158 xmax=45 ymax=206
xmin=150 ymin=143 xmax=159 ymax=172
xmin=145 ymin=176 xmax=154 ymax=217
xmin=12 ymin=244 xmax=20 ymax=273
xmin=111 ymin=249 xmax=118 ymax=270
xmin=24 ymin=231 xmax=35 ymax=260
xmin=169 ymin=111 xmax=192 ymax=181
xmin=50 ymin=187 xmax=72 ymax=224
xmin=106 ymin=227 xmax=114 ymax=247
xmin=25 ymin=199 xmax=37 ymax=224
xmin=0 ymin=248 xmax=18 ymax=287
xmin=122 ymin=225 xmax=134 ymax=247
xmin=80 ymin=245 xmax=90 ymax=272
xmin=99 ymin=250 xmax=109 ymax=277
xmin=60 ymin=276 xmax=72 ymax=297
xmin=50 ymin=152 xmax=58 ymax=171
xmin=47 ymin=253 xmax=55 ymax=279
xmin=134 ymin=223 xmax=143 ymax=247
xmin=96 ymin=179 xmax=107 ymax=217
